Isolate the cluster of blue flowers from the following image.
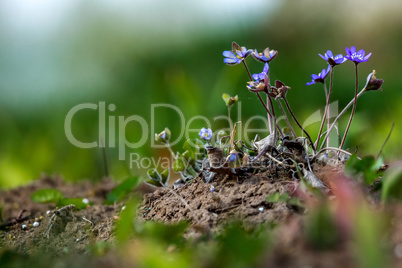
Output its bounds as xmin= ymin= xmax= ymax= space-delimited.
xmin=223 ymin=42 xmax=278 ymax=94
xmin=151 ymin=41 xmax=383 ymax=190
xmin=307 ymin=46 xmax=372 ymax=86
xmin=219 ymin=41 xmax=382 ymax=154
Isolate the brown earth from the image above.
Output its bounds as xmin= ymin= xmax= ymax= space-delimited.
xmin=1 ymin=170 xmax=402 ymax=267
xmin=140 ymin=174 xmax=297 ymax=232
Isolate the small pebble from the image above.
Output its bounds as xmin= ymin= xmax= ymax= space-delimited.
xmin=394 ymin=243 xmax=402 ymax=258
xmin=33 ymin=222 xmax=40 ymax=227
xmin=82 ymin=198 xmax=89 ymax=204
xmin=21 ymin=224 xmax=27 ymax=229
xmin=258 ymin=207 xmax=264 ymax=212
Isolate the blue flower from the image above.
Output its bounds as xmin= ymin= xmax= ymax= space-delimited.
xmin=319 ymin=50 xmax=347 ymax=66
xmin=199 ymin=127 xmax=213 ymax=140
xmin=306 ymin=66 xmax=331 ymax=86
xmin=252 ymin=63 xmax=269 ymax=81
xmin=228 ymin=152 xmax=237 ymax=162
xmin=223 ymin=42 xmax=252 ymax=65
xmin=252 ymin=48 xmax=278 ymax=63
xmin=345 ymin=46 xmax=372 ymax=64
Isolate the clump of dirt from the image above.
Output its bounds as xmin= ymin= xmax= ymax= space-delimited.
xmin=140 ymin=171 xmax=300 ymax=232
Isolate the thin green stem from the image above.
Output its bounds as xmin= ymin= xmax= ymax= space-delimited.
xmin=377 ymin=122 xmax=394 ymax=159
xmin=165 ymin=143 xmax=177 ymax=161
xmin=315 ymin=66 xmax=334 ymax=149
xmin=283 ymin=98 xmax=316 ymax=152
xmin=228 ymin=106 xmax=232 ymax=130
xmin=339 ymin=63 xmax=358 ymax=151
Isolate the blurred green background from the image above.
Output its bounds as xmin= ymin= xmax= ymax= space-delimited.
xmin=0 ymin=0 xmax=400 ymax=188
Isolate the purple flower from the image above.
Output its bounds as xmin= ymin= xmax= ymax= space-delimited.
xmin=199 ymin=127 xmax=213 ymax=140
xmin=319 ymin=50 xmax=347 ymax=66
xmin=306 ymin=66 xmax=331 ymax=86
xmin=252 ymin=63 xmax=269 ymax=81
xmin=223 ymin=42 xmax=253 ymax=65
xmin=345 ymin=46 xmax=372 ymax=64
xmin=252 ymin=48 xmax=278 ymax=63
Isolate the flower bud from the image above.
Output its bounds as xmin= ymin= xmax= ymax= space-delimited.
xmin=155 ymin=128 xmax=171 ymax=143
xmin=364 ymin=70 xmax=383 ymax=92
xmin=222 ymin=93 xmax=239 ymax=108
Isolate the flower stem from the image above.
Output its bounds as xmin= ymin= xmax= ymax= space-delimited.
xmin=283 ymin=98 xmax=316 ymax=152
xmin=268 ymin=95 xmax=283 ymax=138
xmin=320 ymin=86 xmax=366 ymax=150
xmin=339 ymin=63 xmax=358 ymax=151
xmin=242 ymin=60 xmax=253 ymax=81
xmin=276 ymin=98 xmax=297 ymax=138
xmin=165 ymin=142 xmax=177 ymax=161
xmin=228 ymin=106 xmax=232 ymax=130
xmin=256 ymin=93 xmax=282 ymax=136
xmin=266 ymin=94 xmax=273 ymax=133
xmin=315 ymin=66 xmax=333 ymax=149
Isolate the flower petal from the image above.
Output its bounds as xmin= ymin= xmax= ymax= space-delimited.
xmin=224 ymin=58 xmax=237 ymax=64
xmin=326 ymin=50 xmax=333 ymax=58
xmin=223 ymin=50 xmax=235 ymax=57
xmin=318 ymin=53 xmax=326 ymax=60
xmin=263 ymin=63 xmax=269 ymax=73
xmin=345 ymin=47 xmax=351 ymax=55
xmin=306 ymin=81 xmax=315 ymax=86
xmin=364 ymin=52 xmax=372 ymax=60
xmin=243 ymin=49 xmax=253 ymax=58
